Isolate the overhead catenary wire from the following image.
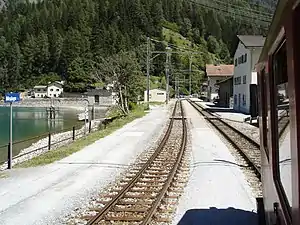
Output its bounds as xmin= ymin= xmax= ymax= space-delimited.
xmin=198 ymin=0 xmax=273 ymax=18
xmin=189 ymin=0 xmax=273 ymax=27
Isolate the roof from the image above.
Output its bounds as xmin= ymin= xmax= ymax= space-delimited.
xmin=216 ymin=77 xmax=233 ymax=85
xmin=145 ymin=88 xmax=166 ymax=92
xmin=48 ymin=82 xmax=63 ymax=87
xmin=84 ymin=89 xmax=112 ymax=97
xmin=205 ymin=64 xmax=234 ymax=77
xmin=33 ymin=85 xmax=47 ymax=89
xmin=237 ymin=35 xmax=266 ymax=48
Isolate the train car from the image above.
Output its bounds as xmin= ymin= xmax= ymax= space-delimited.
xmin=257 ymin=0 xmax=300 ymax=224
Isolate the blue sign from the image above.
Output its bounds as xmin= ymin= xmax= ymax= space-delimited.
xmin=4 ymin=92 xmax=21 ymax=103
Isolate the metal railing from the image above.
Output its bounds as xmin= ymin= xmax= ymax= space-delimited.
xmin=0 ymin=115 xmax=124 ymax=169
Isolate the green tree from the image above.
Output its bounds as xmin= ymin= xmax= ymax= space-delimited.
xmin=207 ymin=36 xmax=220 ymax=54
xmin=7 ymin=42 xmax=22 ymax=89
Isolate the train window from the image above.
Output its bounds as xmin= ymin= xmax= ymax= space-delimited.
xmin=273 ymin=41 xmax=292 ymax=206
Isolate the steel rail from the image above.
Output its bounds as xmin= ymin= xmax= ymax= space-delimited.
xmin=188 ymin=99 xmax=261 ymax=180
xmin=87 ymin=100 xmax=187 ymax=224
xmin=141 ymin=100 xmax=187 ymax=224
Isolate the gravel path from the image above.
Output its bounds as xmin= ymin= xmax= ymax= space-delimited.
xmin=171 ymin=100 xmax=258 ymax=225
xmin=0 ymin=103 xmax=173 ymax=225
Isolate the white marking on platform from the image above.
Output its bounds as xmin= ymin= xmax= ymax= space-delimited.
xmin=122 ymin=131 xmax=144 ymax=137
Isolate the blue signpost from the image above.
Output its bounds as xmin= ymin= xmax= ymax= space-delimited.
xmin=5 ymin=92 xmax=20 ymax=169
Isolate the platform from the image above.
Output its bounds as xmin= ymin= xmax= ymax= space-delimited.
xmin=172 ymin=100 xmax=258 ymax=225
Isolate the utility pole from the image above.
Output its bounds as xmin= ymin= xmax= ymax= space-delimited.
xmin=189 ymin=55 xmax=193 ymax=96
xmin=176 ymin=75 xmax=179 ymax=98
xmin=165 ymin=47 xmax=171 ymax=104
xmin=146 ymin=37 xmax=150 ymax=108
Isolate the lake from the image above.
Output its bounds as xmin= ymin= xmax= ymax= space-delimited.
xmin=0 ymin=107 xmax=83 ymax=163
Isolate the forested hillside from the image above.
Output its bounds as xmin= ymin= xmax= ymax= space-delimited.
xmin=0 ymin=0 xmax=276 ymax=97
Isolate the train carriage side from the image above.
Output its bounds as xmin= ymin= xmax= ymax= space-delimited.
xmin=257 ymin=0 xmax=300 ymax=224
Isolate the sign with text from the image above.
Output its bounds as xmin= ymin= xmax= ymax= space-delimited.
xmin=5 ymin=92 xmax=21 ymax=103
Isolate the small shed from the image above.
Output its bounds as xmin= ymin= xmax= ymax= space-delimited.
xmin=216 ymin=77 xmax=233 ymax=108
xmin=84 ymin=89 xmax=113 ymax=105
xmin=144 ymin=89 xmax=166 ymax=103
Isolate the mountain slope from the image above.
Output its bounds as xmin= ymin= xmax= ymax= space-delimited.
xmin=0 ymin=0 xmax=275 ymax=94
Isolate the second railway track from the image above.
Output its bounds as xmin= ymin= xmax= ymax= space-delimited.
xmin=188 ymin=99 xmax=262 ymax=180
xmin=68 ymin=100 xmax=189 ymax=225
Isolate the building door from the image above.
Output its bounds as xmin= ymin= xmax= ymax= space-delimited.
xmin=95 ymin=95 xmax=99 ymax=104
xmin=238 ymin=93 xmax=241 ymax=111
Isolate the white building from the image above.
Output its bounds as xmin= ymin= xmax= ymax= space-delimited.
xmin=206 ymin=64 xmax=234 ymax=102
xmin=233 ymin=35 xmax=265 ymax=114
xmin=33 ymin=81 xmax=64 ymax=98
xmin=144 ymin=89 xmax=166 ymax=103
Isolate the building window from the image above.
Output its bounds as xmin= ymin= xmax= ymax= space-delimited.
xmin=56 ymin=89 xmax=59 ymax=91
xmin=37 ymin=89 xmax=40 ymax=92
xmin=50 ymin=89 xmax=53 ymax=91
xmin=234 ymin=76 xmax=241 ymax=85
xmin=242 ymin=94 xmax=246 ymax=105
xmin=157 ymin=92 xmax=164 ymax=95
xmin=244 ymin=54 xmax=247 ymax=62
xmin=234 ymin=94 xmax=237 ymax=104
xmin=235 ymin=59 xmax=237 ymax=66
xmin=243 ymin=75 xmax=246 ymax=84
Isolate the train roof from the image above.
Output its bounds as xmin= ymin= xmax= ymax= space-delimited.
xmin=258 ymin=0 xmax=292 ymax=63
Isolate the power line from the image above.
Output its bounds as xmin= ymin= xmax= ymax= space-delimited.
xmin=200 ymin=0 xmax=273 ymax=18
xmin=189 ymin=0 xmax=272 ymax=27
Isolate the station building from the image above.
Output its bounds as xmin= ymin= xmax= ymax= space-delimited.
xmin=233 ymin=35 xmax=265 ymax=114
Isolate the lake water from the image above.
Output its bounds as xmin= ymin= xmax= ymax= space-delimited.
xmin=0 ymin=107 xmax=83 ymax=163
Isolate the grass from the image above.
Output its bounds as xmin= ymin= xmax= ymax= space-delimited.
xmin=162 ymin=27 xmax=192 ymax=48
xmin=149 ymin=101 xmax=165 ymax=106
xmin=0 ymin=172 xmax=8 ymax=179
xmin=15 ymin=105 xmax=147 ymax=168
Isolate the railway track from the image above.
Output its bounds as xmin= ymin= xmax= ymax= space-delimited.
xmin=70 ymin=100 xmax=188 ymax=225
xmin=278 ymin=111 xmax=290 ymax=139
xmin=188 ymin=99 xmax=261 ymax=180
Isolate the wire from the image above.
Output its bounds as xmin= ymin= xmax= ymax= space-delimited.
xmin=198 ymin=0 xmax=273 ymax=18
xmin=189 ymin=0 xmax=272 ymax=27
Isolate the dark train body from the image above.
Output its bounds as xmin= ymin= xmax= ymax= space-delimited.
xmin=257 ymin=0 xmax=300 ymax=224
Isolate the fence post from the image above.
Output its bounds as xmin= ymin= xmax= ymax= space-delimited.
xmin=72 ymin=126 xmax=75 ymax=140
xmin=89 ymin=121 xmax=92 ymax=133
xmin=7 ymin=143 xmax=11 ymax=169
xmin=48 ymin=133 xmax=51 ymax=150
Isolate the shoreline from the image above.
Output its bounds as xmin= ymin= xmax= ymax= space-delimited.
xmin=0 ymin=119 xmax=104 ymax=171
xmin=0 ymin=104 xmax=109 ymax=111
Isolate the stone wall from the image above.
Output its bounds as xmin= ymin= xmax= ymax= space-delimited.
xmin=0 ymin=97 xmax=113 ymax=108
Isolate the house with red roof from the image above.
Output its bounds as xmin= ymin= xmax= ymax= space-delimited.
xmin=205 ymin=64 xmax=234 ymax=102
